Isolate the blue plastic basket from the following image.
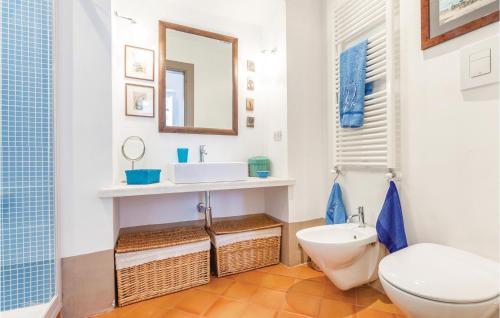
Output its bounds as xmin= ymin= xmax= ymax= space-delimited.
xmin=125 ymin=169 xmax=161 ymax=185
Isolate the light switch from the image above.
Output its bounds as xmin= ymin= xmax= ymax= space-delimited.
xmin=469 ymin=48 xmax=491 ymax=78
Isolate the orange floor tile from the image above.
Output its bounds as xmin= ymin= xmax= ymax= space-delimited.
xmin=92 ymin=264 xmax=406 ymax=318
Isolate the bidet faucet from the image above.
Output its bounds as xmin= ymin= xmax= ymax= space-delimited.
xmin=199 ymin=145 xmax=208 ymax=162
xmin=348 ymin=206 xmax=366 ymax=228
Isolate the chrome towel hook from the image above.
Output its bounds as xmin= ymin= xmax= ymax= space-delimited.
xmin=332 ymin=166 xmax=342 ymax=183
xmin=385 ymin=169 xmax=400 ymax=182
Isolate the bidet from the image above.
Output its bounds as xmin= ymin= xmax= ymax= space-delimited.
xmin=297 ymin=223 xmax=384 ymax=290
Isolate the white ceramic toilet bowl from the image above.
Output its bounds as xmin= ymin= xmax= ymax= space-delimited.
xmin=296 ymin=223 xmax=384 ymax=290
xmin=379 ymin=243 xmax=499 ymax=318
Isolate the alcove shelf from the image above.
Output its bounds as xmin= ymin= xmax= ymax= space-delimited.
xmin=98 ymin=177 xmax=295 ymax=198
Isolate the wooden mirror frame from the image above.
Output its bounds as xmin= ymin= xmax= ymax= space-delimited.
xmin=158 ymin=21 xmax=239 ymax=135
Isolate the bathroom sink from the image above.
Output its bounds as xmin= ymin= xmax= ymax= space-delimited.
xmin=167 ymin=162 xmax=248 ymax=184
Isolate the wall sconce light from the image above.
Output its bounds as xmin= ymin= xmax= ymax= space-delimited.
xmin=114 ymin=11 xmax=137 ymax=24
xmin=261 ymin=48 xmax=278 ymax=55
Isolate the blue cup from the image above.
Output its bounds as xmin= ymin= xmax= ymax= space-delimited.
xmin=177 ymin=148 xmax=189 ymax=163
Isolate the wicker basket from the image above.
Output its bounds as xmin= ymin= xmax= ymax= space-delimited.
xmin=208 ymin=214 xmax=282 ymax=277
xmin=115 ymin=226 xmax=210 ymax=306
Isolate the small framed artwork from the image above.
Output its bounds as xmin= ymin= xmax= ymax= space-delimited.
xmin=246 ymin=98 xmax=255 ymax=111
xmin=125 ymin=84 xmax=155 ymax=117
xmin=125 ymin=45 xmax=155 ymax=81
xmin=247 ymin=79 xmax=255 ymax=91
xmin=247 ymin=60 xmax=256 ymax=72
xmin=421 ymin=0 xmax=499 ymax=49
xmin=246 ymin=116 xmax=255 ymax=128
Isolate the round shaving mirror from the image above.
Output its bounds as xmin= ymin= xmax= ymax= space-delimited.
xmin=121 ymin=136 xmax=145 ymax=169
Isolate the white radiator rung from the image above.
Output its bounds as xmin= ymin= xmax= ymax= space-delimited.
xmin=337 ymin=156 xmax=387 ymax=162
xmin=366 ymin=72 xmax=385 ymax=82
xmin=338 ymin=149 xmax=388 ymax=156
xmin=337 ymin=139 xmax=387 ymax=147
xmin=366 ymin=61 xmax=385 ymax=73
xmin=335 ymin=162 xmax=388 ymax=167
xmin=336 ymin=12 xmax=385 ymax=44
xmin=335 ymin=4 xmax=385 ymax=39
xmin=366 ymin=90 xmax=386 ymax=99
xmin=336 ymin=56 xmax=386 ymax=78
xmin=337 ymin=133 xmax=387 ymax=142
xmin=367 ymin=41 xmax=386 ymax=55
xmin=335 ymin=109 xmax=386 ymax=120
xmin=365 ymin=107 xmax=387 ymax=116
xmin=366 ymin=95 xmax=387 ymax=104
xmin=338 ymin=126 xmax=387 ymax=137
xmin=366 ymin=67 xmax=386 ymax=78
xmin=334 ymin=0 xmax=381 ymax=23
xmin=338 ymin=148 xmax=388 ymax=155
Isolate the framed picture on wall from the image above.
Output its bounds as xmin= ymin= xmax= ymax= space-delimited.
xmin=125 ymin=84 xmax=155 ymax=117
xmin=421 ymin=0 xmax=499 ymax=49
xmin=125 ymin=45 xmax=155 ymax=80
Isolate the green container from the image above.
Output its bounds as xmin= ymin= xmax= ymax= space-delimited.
xmin=248 ymin=156 xmax=270 ymax=177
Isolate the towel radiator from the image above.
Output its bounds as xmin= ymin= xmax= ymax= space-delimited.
xmin=330 ymin=0 xmax=400 ymax=169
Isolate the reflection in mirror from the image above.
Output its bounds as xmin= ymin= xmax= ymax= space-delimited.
xmin=159 ymin=21 xmax=238 ymax=135
xmin=166 ymin=60 xmax=194 ymax=127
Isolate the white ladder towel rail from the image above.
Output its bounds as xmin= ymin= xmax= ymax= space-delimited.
xmin=332 ymin=0 xmax=399 ymax=169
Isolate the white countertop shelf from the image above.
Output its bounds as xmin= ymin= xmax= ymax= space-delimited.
xmin=98 ymin=177 xmax=295 ymax=198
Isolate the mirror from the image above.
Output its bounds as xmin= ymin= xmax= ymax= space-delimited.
xmin=122 ymin=136 xmax=146 ymax=169
xmin=159 ymin=21 xmax=238 ymax=135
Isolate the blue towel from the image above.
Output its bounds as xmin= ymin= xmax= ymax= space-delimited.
xmin=326 ymin=182 xmax=347 ymax=224
xmin=376 ymin=181 xmax=408 ymax=253
xmin=339 ymin=40 xmax=371 ymax=128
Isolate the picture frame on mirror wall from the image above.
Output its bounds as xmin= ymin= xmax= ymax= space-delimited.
xmin=247 ymin=60 xmax=256 ymax=72
xmin=125 ymin=45 xmax=155 ymax=81
xmin=125 ymin=84 xmax=155 ymax=118
xmin=246 ymin=98 xmax=255 ymax=111
xmin=247 ymin=78 xmax=255 ymax=91
xmin=246 ymin=116 xmax=255 ymax=128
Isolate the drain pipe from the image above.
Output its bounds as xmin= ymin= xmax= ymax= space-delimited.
xmin=197 ymin=191 xmax=213 ymax=228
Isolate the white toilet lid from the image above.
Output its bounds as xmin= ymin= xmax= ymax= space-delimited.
xmin=379 ymin=243 xmax=500 ymax=304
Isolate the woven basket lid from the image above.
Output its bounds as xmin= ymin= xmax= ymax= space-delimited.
xmin=209 ymin=214 xmax=282 ymax=235
xmin=115 ymin=226 xmax=209 ymax=253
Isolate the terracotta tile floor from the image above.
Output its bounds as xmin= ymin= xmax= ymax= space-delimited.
xmin=93 ymin=264 xmax=406 ymax=318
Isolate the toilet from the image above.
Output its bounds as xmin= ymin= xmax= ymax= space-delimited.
xmin=379 ymin=243 xmax=499 ymax=318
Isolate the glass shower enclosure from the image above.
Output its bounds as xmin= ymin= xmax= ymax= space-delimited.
xmin=1 ymin=0 xmax=59 ymax=317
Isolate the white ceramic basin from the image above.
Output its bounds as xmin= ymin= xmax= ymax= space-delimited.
xmin=297 ymin=223 xmax=383 ymax=290
xmin=167 ymin=162 xmax=248 ymax=184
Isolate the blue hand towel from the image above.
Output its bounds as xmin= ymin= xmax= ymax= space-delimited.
xmin=376 ymin=181 xmax=408 ymax=253
xmin=326 ymin=182 xmax=347 ymax=224
xmin=339 ymin=40 xmax=370 ymax=128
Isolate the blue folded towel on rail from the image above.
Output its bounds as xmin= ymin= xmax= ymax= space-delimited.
xmin=376 ymin=181 xmax=408 ymax=253
xmin=339 ymin=40 xmax=371 ymax=128
xmin=326 ymin=182 xmax=347 ymax=224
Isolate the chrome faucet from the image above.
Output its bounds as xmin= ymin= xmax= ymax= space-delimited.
xmin=199 ymin=145 xmax=208 ymax=162
xmin=348 ymin=206 xmax=366 ymax=228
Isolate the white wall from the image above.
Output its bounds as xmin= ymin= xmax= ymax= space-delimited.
xmin=58 ymin=0 xmax=115 ymax=258
xmin=112 ymin=0 xmax=289 ymax=227
xmin=286 ymin=0 xmax=330 ymax=223
xmin=326 ymin=0 xmax=499 ymax=260
xmin=119 ymin=189 xmax=266 ymax=228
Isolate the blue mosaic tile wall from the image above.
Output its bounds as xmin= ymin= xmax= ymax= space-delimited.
xmin=1 ymin=0 xmax=55 ymax=311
